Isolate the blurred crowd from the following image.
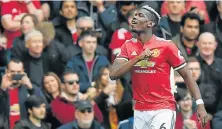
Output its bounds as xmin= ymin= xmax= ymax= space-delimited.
xmin=0 ymin=0 xmax=222 ymax=129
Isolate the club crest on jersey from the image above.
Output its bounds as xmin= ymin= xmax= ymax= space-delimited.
xmin=134 ymin=60 xmax=156 ymax=68
xmin=151 ymin=49 xmax=160 ymax=58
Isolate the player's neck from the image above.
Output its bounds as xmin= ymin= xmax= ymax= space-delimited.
xmin=139 ymin=30 xmax=153 ymax=45
xmin=182 ymin=36 xmax=195 ymax=48
xmin=168 ymin=14 xmax=181 ymax=22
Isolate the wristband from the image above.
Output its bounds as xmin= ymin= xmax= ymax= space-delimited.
xmin=196 ymin=99 xmax=204 ymax=105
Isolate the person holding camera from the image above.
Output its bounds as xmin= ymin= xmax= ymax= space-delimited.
xmin=0 ymin=58 xmax=42 ymax=129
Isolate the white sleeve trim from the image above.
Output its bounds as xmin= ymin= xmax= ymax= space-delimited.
xmin=174 ymin=62 xmax=187 ymax=71
xmin=115 ymin=57 xmax=129 ymax=62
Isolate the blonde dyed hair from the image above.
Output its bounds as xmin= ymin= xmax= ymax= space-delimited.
xmin=35 ymin=22 xmax=56 ymax=43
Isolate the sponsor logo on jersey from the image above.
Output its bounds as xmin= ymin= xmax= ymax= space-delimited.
xmin=134 ymin=70 xmax=156 ymax=73
xmin=134 ymin=60 xmax=156 ymax=68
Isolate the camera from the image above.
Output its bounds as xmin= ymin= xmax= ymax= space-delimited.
xmin=12 ymin=74 xmax=25 ymax=81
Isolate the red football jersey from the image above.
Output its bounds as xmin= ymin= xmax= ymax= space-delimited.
xmin=116 ymin=35 xmax=186 ymax=111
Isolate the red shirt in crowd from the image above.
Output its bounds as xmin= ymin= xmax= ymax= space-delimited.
xmin=161 ymin=0 xmax=210 ymax=24
xmin=175 ymin=112 xmax=211 ymax=129
xmin=1 ymin=0 xmax=41 ymax=49
xmin=51 ymin=96 xmax=103 ymax=124
xmin=109 ymin=28 xmax=132 ymax=62
xmin=71 ymin=29 xmax=78 ymax=45
xmin=86 ymin=60 xmax=94 ymax=73
xmin=117 ymin=35 xmax=186 ymax=111
xmin=9 ymin=88 xmax=20 ymax=129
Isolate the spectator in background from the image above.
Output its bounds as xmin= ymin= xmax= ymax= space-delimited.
xmin=186 ymin=0 xmax=210 ymax=24
xmin=14 ymin=95 xmax=51 ymax=129
xmin=58 ymin=100 xmax=104 ymax=129
xmin=66 ymin=31 xmax=109 ymax=93
xmin=155 ymin=0 xmax=185 ymax=39
xmin=0 ymin=58 xmax=42 ymax=129
xmin=109 ymin=8 xmax=137 ymax=62
xmin=176 ymin=56 xmax=219 ymax=122
xmin=85 ymin=66 xmax=124 ymax=129
xmin=187 ymin=57 xmax=215 ymax=120
xmin=70 ymin=16 xmax=108 ymax=57
xmin=40 ymin=1 xmax=61 ymax=20
xmin=52 ymin=0 xmax=78 ymax=47
xmin=51 ymin=71 xmax=103 ymax=125
xmin=42 ymin=72 xmax=63 ymax=129
xmin=11 ymin=14 xmax=38 ymax=59
xmin=196 ymin=32 xmax=222 ymax=115
xmin=1 ymin=0 xmax=43 ymax=49
xmin=203 ymin=1 xmax=222 ymax=59
xmin=204 ymin=1 xmax=222 ymax=34
xmin=42 ymin=72 xmax=63 ymax=104
xmin=172 ymin=12 xmax=200 ymax=60
xmin=175 ymin=87 xmax=211 ymax=129
xmin=108 ymin=1 xmax=137 ymax=34
xmin=17 ymin=30 xmax=46 ymax=87
xmin=161 ymin=0 xmax=210 ymax=24
xmin=35 ymin=22 xmax=71 ymax=77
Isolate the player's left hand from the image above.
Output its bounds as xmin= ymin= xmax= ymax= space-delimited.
xmin=197 ymin=104 xmax=208 ymax=128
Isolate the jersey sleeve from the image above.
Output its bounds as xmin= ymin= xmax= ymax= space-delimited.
xmin=116 ymin=42 xmax=129 ymax=61
xmin=166 ymin=43 xmax=186 ymax=71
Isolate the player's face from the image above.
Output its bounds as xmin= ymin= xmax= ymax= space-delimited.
xmin=167 ymin=0 xmax=185 ymax=15
xmin=181 ymin=18 xmax=199 ymax=41
xmin=131 ymin=10 xmax=148 ymax=32
xmin=188 ymin=62 xmax=201 ymax=81
xmin=178 ymin=94 xmax=192 ymax=112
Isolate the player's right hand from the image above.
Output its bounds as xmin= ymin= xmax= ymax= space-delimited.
xmin=137 ymin=48 xmax=153 ymax=60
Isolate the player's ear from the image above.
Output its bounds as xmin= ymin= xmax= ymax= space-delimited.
xmin=147 ymin=21 xmax=155 ymax=28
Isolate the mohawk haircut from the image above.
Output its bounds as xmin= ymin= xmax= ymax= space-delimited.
xmin=141 ymin=5 xmax=161 ymax=27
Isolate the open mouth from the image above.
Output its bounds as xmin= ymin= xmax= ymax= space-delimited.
xmin=131 ymin=20 xmax=137 ymax=25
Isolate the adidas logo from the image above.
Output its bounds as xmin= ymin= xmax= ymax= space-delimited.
xmin=131 ymin=51 xmax=137 ymax=56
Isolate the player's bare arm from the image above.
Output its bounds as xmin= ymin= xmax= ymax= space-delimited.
xmin=110 ymin=48 xmax=153 ymax=80
xmin=177 ymin=65 xmax=208 ymax=127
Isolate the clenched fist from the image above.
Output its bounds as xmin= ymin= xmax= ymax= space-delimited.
xmin=137 ymin=48 xmax=153 ymax=60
